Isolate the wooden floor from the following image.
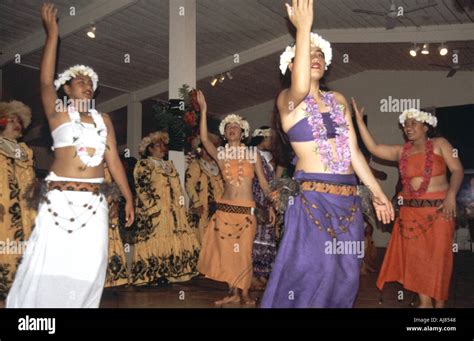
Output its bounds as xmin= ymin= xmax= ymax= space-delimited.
xmin=98 ymin=249 xmax=473 ymax=308
xmin=1 ymin=249 xmax=472 ymax=308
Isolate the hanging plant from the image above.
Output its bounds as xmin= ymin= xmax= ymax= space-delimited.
xmin=153 ymin=84 xmax=200 ymax=152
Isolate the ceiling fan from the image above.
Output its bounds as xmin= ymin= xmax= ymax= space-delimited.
xmin=429 ymin=62 xmax=474 ymax=77
xmin=353 ymin=0 xmax=438 ymax=30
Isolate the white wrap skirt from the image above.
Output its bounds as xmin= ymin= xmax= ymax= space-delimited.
xmin=7 ymin=172 xmax=109 ymax=308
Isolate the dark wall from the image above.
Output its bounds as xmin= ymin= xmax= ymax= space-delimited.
xmin=437 ymin=104 xmax=474 ymax=170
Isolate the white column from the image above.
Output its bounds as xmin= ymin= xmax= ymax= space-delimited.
xmin=126 ymin=94 xmax=142 ymax=159
xmin=169 ymin=0 xmax=196 ymax=192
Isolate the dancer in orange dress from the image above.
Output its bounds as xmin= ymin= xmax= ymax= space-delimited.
xmin=196 ymin=91 xmax=276 ymax=305
xmin=354 ymin=102 xmax=464 ymax=308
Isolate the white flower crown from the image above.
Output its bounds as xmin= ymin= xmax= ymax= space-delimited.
xmin=219 ymin=114 xmax=250 ymax=138
xmin=252 ymin=128 xmax=272 ymax=138
xmin=54 ymin=65 xmax=99 ymax=91
xmin=280 ymin=32 xmax=333 ymax=75
xmin=399 ymin=108 xmax=437 ymax=127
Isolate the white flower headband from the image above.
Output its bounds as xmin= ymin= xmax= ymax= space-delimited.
xmin=399 ymin=109 xmax=437 ymax=127
xmin=219 ymin=114 xmax=250 ymax=138
xmin=280 ymin=32 xmax=333 ymax=75
xmin=252 ymin=128 xmax=272 ymax=138
xmin=54 ymin=65 xmax=99 ymax=91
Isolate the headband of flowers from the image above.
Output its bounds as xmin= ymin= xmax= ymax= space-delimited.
xmin=54 ymin=65 xmax=99 ymax=91
xmin=399 ymin=109 xmax=437 ymax=128
xmin=138 ymin=131 xmax=169 ymax=156
xmin=252 ymin=128 xmax=272 ymax=138
xmin=219 ymin=114 xmax=250 ymax=138
xmin=280 ymin=32 xmax=333 ymax=75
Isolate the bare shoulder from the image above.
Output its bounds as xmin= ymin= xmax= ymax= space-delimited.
xmin=101 ymin=112 xmax=114 ymax=128
xmin=331 ymin=91 xmax=349 ymax=105
xmin=101 ymin=112 xmax=111 ymax=122
xmin=432 ymin=137 xmax=454 ymax=157
xmin=431 ymin=137 xmax=450 ymax=146
xmin=432 ymin=137 xmax=451 ymax=147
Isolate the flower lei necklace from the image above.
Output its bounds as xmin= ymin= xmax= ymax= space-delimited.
xmin=151 ymin=157 xmax=173 ymax=174
xmin=399 ymin=139 xmax=434 ymax=197
xmin=69 ymin=106 xmax=107 ymax=168
xmin=223 ymin=143 xmax=245 ymax=186
xmin=304 ymin=91 xmax=351 ymax=173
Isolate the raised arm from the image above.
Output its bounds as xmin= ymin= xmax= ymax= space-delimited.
xmin=197 ymin=90 xmax=219 ymax=162
xmin=277 ymin=0 xmax=313 ymax=116
xmin=352 ymin=98 xmax=402 ymax=162
xmin=335 ymin=92 xmax=394 ymax=224
xmin=103 ymin=114 xmax=134 ymax=227
xmin=40 ymin=3 xmax=60 ymax=118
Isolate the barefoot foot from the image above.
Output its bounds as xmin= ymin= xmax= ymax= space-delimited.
xmin=214 ymin=294 xmax=241 ymax=305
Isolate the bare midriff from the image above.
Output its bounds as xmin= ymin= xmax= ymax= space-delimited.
xmin=408 ymin=174 xmax=449 ymax=194
xmin=50 ymin=147 xmax=105 ymax=178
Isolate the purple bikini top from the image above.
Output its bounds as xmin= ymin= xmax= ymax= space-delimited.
xmin=287 ymin=112 xmax=337 ymax=142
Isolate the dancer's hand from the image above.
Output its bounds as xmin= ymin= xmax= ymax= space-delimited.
xmin=285 ymin=0 xmax=313 ymax=31
xmin=351 ymin=97 xmax=365 ymax=123
xmin=196 ymin=90 xmax=207 ymax=113
xmin=372 ymin=191 xmax=395 ymax=224
xmin=125 ymin=199 xmax=135 ymax=227
xmin=41 ymin=3 xmax=58 ymax=36
xmin=269 ymin=207 xmax=277 ymax=226
xmin=437 ymin=193 xmax=456 ymax=220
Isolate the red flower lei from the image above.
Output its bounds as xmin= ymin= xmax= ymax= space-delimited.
xmin=399 ymin=139 xmax=434 ymax=197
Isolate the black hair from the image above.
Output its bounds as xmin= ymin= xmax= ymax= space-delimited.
xmin=271 ymin=102 xmax=293 ymax=168
xmin=56 ymin=79 xmax=72 ymax=101
xmin=425 ymin=123 xmax=439 ymax=138
xmin=250 ymin=125 xmax=271 ymax=147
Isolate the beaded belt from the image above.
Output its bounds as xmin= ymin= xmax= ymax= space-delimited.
xmin=300 ymin=181 xmax=357 ymax=196
xmin=216 ymin=203 xmax=254 ymax=215
xmin=47 ymin=181 xmax=101 ymax=194
xmin=402 ymin=198 xmax=443 ymax=208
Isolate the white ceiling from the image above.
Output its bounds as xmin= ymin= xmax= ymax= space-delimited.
xmin=1 ymin=0 xmax=473 ymax=113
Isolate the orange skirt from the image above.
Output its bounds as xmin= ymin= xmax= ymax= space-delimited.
xmin=197 ymin=198 xmax=256 ymax=290
xmin=376 ymin=191 xmax=454 ymax=301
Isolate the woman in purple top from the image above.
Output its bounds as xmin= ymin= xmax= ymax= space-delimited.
xmin=261 ymin=0 xmax=394 ymax=308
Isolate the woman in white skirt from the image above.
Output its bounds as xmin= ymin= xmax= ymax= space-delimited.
xmin=6 ymin=3 xmax=134 ymax=308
